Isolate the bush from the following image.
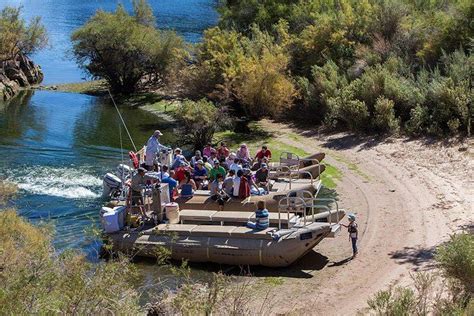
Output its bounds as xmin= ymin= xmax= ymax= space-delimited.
xmin=175 ymin=99 xmax=230 ymax=151
xmin=374 ymin=96 xmax=400 ymax=133
xmin=71 ymin=2 xmax=184 ymax=94
xmin=436 ymin=233 xmax=474 ymax=294
xmin=212 ymin=0 xmax=472 ymax=136
xmin=367 ymin=286 xmax=416 ymax=316
xmin=0 ymin=6 xmax=47 ymax=61
xmin=0 ymin=210 xmax=143 ymax=314
xmin=235 ymin=46 xmax=296 ymax=118
xmin=188 ymin=24 xmax=295 ymax=118
xmin=368 ymin=233 xmax=474 ymax=315
xmin=0 ymin=181 xmax=17 ymax=205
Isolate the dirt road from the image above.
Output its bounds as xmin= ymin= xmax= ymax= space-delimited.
xmin=252 ymin=120 xmax=473 ymax=315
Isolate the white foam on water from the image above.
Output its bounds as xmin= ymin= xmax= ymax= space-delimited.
xmin=8 ymin=166 xmax=102 ymax=199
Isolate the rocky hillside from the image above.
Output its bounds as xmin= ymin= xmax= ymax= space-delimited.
xmin=0 ymin=54 xmax=43 ymax=101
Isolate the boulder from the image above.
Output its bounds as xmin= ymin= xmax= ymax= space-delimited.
xmin=0 ymin=54 xmax=43 ymax=101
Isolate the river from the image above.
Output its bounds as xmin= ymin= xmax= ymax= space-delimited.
xmin=0 ymin=0 xmax=217 ymax=257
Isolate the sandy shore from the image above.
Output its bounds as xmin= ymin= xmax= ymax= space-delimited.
xmin=247 ymin=120 xmax=473 ymax=315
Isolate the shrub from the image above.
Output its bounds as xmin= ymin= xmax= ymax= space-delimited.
xmin=436 ymin=233 xmax=474 ymax=294
xmin=71 ymin=2 xmax=184 ymax=94
xmin=175 ymin=99 xmax=230 ymax=151
xmin=0 ymin=6 xmax=47 ymax=61
xmin=374 ymin=97 xmax=400 ymax=133
xmin=0 ymin=181 xmax=17 ymax=205
xmin=235 ymin=48 xmax=296 ymax=118
xmin=368 ymin=233 xmax=474 ymax=315
xmin=368 ymin=286 xmax=417 ymax=316
xmin=405 ymin=105 xmax=429 ymax=135
xmin=0 ymin=210 xmax=143 ymax=314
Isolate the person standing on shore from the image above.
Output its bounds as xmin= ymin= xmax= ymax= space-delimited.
xmin=341 ymin=213 xmax=358 ymax=258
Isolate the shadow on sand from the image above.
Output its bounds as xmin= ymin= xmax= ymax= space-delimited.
xmin=389 ymin=246 xmax=437 ymax=271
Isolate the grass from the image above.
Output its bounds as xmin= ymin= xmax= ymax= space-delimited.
xmin=331 ymin=153 xmax=370 ymax=181
xmin=264 ymin=276 xmax=284 ymax=286
xmin=320 ymin=163 xmax=343 ymax=189
xmin=141 ymin=99 xmax=180 ymax=117
xmin=48 ymin=80 xmax=108 ymax=95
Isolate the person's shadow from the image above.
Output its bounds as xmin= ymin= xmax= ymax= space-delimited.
xmin=327 ymin=256 xmax=353 ymax=267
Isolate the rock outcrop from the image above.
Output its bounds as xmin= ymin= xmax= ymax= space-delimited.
xmin=0 ymin=54 xmax=43 ymax=101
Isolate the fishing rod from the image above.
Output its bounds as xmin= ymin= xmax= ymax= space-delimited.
xmin=107 ymin=89 xmax=138 ymax=152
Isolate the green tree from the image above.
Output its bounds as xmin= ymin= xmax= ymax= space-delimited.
xmin=71 ymin=3 xmax=184 ymax=94
xmin=133 ymin=0 xmax=155 ymax=27
xmin=0 ymin=6 xmax=47 ymax=61
xmin=175 ymin=99 xmax=229 ymax=151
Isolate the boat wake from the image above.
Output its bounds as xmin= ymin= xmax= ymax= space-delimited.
xmin=7 ymin=166 xmax=102 ymax=199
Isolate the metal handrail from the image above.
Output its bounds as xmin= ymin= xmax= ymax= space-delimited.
xmin=278 ymin=196 xmax=308 ymax=228
xmin=288 ymin=170 xmax=314 ymax=189
xmin=279 ymin=151 xmax=300 ymax=165
xmin=278 ymin=195 xmax=339 ymax=228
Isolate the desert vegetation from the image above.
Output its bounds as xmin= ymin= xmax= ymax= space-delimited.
xmin=367 ymin=233 xmax=474 ymax=315
xmin=70 ymin=0 xmax=473 ymax=137
xmin=0 ymin=6 xmax=47 ymax=62
xmin=71 ymin=0 xmax=185 ymax=93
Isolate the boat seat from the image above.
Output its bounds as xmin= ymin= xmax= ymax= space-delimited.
xmin=179 ymin=209 xmax=298 ymax=226
xmin=194 ymin=190 xmax=210 ymax=196
xmin=179 ymin=209 xmax=218 ymax=221
xmin=151 ymin=223 xmax=274 ymax=239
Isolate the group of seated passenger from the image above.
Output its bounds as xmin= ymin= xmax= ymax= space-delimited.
xmin=141 ymin=143 xmax=272 ymax=201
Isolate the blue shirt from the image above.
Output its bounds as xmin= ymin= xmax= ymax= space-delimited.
xmin=161 ymin=176 xmax=177 ymax=196
xmin=193 ymin=167 xmax=207 ymax=177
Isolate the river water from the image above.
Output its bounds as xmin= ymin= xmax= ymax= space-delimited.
xmin=0 ymin=0 xmax=217 ymax=256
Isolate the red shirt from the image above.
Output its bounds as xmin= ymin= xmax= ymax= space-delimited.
xmin=255 ymin=149 xmax=272 ymax=160
xmin=217 ymin=146 xmax=230 ymax=158
xmin=174 ymin=167 xmax=187 ymax=182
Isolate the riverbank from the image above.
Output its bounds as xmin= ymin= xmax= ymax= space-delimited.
xmin=36 ymin=81 xmax=473 ymax=314
xmin=239 ymin=120 xmax=473 ymax=315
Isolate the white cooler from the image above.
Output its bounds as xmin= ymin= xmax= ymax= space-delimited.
xmin=100 ymin=206 xmax=126 ymax=233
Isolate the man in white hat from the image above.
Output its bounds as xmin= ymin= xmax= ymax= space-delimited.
xmin=145 ymin=130 xmax=168 ymax=170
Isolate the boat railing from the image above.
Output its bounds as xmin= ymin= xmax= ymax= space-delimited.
xmin=279 ymin=151 xmax=300 ymax=169
xmin=288 ymin=170 xmax=314 ymax=189
xmin=278 ymin=196 xmax=307 ymax=229
xmin=310 ymin=198 xmax=339 ymax=226
xmin=281 ymin=189 xmax=314 ymax=205
xmin=278 ymin=195 xmax=338 ymax=228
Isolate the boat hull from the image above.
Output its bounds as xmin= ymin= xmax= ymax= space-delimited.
xmin=106 ymin=222 xmax=330 ymax=267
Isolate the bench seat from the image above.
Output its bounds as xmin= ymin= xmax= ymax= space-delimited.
xmin=150 ymin=223 xmax=274 ymax=239
xmin=179 ymin=209 xmax=298 ymax=226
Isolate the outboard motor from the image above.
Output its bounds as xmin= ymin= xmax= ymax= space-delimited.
xmin=115 ymin=164 xmax=132 ymax=179
xmin=102 ymin=172 xmax=122 ymax=198
xmin=158 ymin=148 xmax=173 ymax=168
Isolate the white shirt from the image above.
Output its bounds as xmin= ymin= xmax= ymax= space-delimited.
xmin=145 ymin=136 xmax=167 ymax=166
xmin=230 ymin=163 xmax=242 ymax=174
xmin=233 ymin=177 xmax=241 ymax=197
